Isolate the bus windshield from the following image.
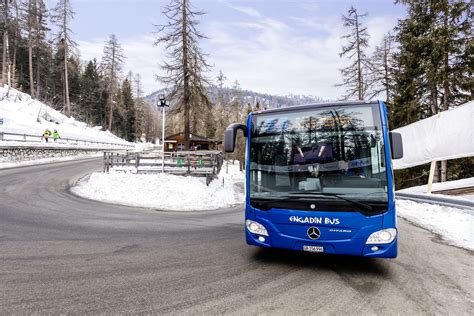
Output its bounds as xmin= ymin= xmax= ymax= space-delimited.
xmin=249 ymin=104 xmax=389 ymax=213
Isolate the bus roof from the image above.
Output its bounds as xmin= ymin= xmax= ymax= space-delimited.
xmin=253 ymin=100 xmax=380 ymax=116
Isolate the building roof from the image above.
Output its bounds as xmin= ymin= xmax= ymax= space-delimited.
xmin=166 ymin=132 xmax=221 ymax=143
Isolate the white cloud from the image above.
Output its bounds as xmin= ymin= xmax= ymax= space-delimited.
xmin=204 ymin=13 xmax=399 ymax=100
xmin=205 ymin=14 xmax=347 ymax=99
xmin=366 ymin=16 xmax=399 ymax=51
xmin=227 ymin=4 xmax=262 ymax=18
xmin=75 ymin=9 xmax=401 ymax=100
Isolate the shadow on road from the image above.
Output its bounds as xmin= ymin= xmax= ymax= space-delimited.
xmin=252 ymin=248 xmax=391 ymax=277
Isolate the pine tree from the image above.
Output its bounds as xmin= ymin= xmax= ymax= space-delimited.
xmin=336 ymin=6 xmax=371 ymax=100
xmin=133 ymin=73 xmax=145 ymax=141
xmin=101 ymin=34 xmax=125 ymax=131
xmin=121 ymin=78 xmax=136 ymax=142
xmin=154 ymin=0 xmax=210 ymax=149
xmin=392 ymin=0 xmax=473 ymax=186
xmin=51 ymin=0 xmax=75 ymax=116
xmin=67 ymin=54 xmax=80 ymax=106
xmin=80 ymin=59 xmax=103 ymax=125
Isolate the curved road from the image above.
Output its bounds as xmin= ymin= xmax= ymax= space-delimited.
xmin=0 ymin=159 xmax=472 ymax=314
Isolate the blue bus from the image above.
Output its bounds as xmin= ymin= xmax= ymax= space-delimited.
xmin=224 ymin=101 xmax=403 ymax=258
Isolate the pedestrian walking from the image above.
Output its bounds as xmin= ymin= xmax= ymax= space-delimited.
xmin=42 ymin=129 xmax=51 ymax=143
xmin=53 ymin=129 xmax=60 ymax=143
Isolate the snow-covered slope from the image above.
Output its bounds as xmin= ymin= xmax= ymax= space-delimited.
xmin=0 ymin=86 xmax=130 ymax=147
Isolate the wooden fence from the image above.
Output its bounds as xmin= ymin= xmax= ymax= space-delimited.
xmin=103 ymin=150 xmax=224 ymax=182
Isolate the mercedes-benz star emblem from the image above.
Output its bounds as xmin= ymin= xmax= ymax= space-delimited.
xmin=307 ymin=227 xmax=321 ymax=240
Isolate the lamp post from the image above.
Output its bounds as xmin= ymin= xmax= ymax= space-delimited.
xmin=156 ymin=94 xmax=169 ymax=172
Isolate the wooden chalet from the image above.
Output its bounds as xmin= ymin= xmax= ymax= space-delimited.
xmin=164 ymin=132 xmax=222 ymax=152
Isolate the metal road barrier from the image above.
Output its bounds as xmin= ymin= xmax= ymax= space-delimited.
xmin=0 ymin=131 xmax=133 ymax=149
xmin=396 ymin=191 xmax=474 ymax=213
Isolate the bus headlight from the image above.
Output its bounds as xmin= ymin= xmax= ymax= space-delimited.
xmin=366 ymin=228 xmax=397 ymax=244
xmin=246 ymin=220 xmax=269 ymax=236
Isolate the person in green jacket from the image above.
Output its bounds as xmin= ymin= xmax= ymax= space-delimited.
xmin=53 ymin=129 xmax=60 ymax=143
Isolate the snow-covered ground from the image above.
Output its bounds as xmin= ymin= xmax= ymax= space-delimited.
xmin=399 ymin=177 xmax=474 ymax=202
xmin=0 ymin=85 xmax=130 ymax=147
xmin=72 ymin=160 xmax=245 ymax=211
xmin=397 ymin=199 xmax=473 ymax=251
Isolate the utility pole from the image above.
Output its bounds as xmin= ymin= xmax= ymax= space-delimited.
xmin=157 ymin=94 xmax=169 ymax=173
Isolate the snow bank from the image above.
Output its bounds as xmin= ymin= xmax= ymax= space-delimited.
xmin=72 ymin=161 xmax=245 ymax=211
xmin=0 ymin=86 xmax=129 ymax=147
xmin=399 ymin=177 xmax=474 ymax=193
xmin=397 ymin=199 xmax=473 ymax=251
xmin=398 ymin=177 xmax=474 ymax=202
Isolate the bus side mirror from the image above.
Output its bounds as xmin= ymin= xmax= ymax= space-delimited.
xmin=389 ymin=132 xmax=403 ymax=160
xmin=224 ymin=123 xmax=247 ymax=153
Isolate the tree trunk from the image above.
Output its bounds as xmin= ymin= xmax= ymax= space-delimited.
xmin=355 ymin=12 xmax=362 ymax=100
xmin=2 ymin=31 xmax=8 ymax=86
xmin=28 ymin=40 xmax=35 ymax=98
xmin=63 ymin=6 xmax=71 ymax=116
xmin=107 ymin=43 xmax=116 ymax=131
xmin=1 ymin=0 xmax=9 ymax=85
xmin=182 ymin=0 xmax=190 ymax=150
xmin=384 ymin=37 xmax=390 ymax=103
xmin=12 ymin=0 xmax=19 ymax=88
xmin=36 ymin=49 xmax=40 ymax=99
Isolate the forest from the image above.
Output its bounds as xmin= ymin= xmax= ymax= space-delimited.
xmin=0 ymin=0 xmax=472 ymax=188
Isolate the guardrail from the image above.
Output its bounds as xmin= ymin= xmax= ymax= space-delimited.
xmin=0 ymin=131 xmax=133 ymax=149
xmin=396 ymin=191 xmax=474 ymax=212
xmin=104 ymin=150 xmax=224 ymax=183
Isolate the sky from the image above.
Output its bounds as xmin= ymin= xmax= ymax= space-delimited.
xmin=44 ymin=0 xmax=407 ymax=100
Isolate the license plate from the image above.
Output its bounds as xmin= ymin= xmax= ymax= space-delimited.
xmin=303 ymin=245 xmax=324 ymax=253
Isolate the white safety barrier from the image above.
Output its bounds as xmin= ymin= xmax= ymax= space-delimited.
xmin=393 ymin=101 xmax=474 ymax=170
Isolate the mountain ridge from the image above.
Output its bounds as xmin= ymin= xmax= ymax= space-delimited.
xmin=145 ymin=86 xmax=325 ymax=109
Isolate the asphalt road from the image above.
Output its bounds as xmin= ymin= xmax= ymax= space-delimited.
xmin=0 ymin=158 xmax=472 ymax=314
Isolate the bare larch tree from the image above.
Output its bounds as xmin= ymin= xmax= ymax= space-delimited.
xmin=337 ymin=6 xmax=371 ymax=100
xmin=367 ymin=33 xmax=397 ymax=102
xmin=51 ymin=0 xmax=74 ymax=116
xmin=22 ymin=0 xmax=38 ymax=98
xmin=154 ymin=0 xmax=210 ymax=150
xmin=101 ymin=34 xmax=125 ymax=131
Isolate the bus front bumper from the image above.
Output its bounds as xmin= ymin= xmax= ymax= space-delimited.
xmin=245 ymin=229 xmax=398 ymax=258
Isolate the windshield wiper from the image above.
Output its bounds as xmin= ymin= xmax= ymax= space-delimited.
xmin=287 ymin=191 xmax=374 ymax=212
